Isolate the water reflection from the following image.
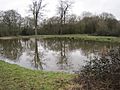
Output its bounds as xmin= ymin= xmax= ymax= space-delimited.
xmin=0 ymin=38 xmax=119 ymax=73
xmin=57 ymin=39 xmax=72 ymax=71
xmin=0 ymin=39 xmax=23 ymax=61
xmin=33 ymin=39 xmax=43 ymax=70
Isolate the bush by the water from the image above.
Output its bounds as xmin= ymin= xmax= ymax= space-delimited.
xmin=73 ymin=47 xmax=120 ymax=90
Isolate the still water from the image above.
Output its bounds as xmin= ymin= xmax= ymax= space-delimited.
xmin=0 ymin=38 xmax=119 ymax=73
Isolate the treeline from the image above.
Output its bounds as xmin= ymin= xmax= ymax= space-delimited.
xmin=0 ymin=10 xmax=34 ymax=36
xmin=41 ymin=12 xmax=120 ymax=36
xmin=0 ymin=10 xmax=120 ymax=36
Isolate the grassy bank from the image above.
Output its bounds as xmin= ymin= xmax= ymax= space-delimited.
xmin=0 ymin=34 xmax=120 ymax=43
xmin=0 ymin=61 xmax=74 ymax=90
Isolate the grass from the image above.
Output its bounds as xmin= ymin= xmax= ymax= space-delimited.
xmin=0 ymin=34 xmax=120 ymax=43
xmin=0 ymin=61 xmax=74 ymax=90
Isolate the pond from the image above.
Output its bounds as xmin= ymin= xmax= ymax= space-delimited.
xmin=0 ymin=38 xmax=119 ymax=73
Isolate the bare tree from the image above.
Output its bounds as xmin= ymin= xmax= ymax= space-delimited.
xmin=30 ymin=0 xmax=46 ymax=35
xmin=57 ymin=0 xmax=73 ymax=34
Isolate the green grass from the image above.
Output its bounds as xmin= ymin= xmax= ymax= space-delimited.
xmin=0 ymin=61 xmax=74 ymax=90
xmin=0 ymin=34 xmax=120 ymax=43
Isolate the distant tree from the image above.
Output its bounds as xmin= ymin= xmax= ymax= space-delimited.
xmin=23 ymin=17 xmax=34 ymax=28
xmin=100 ymin=12 xmax=115 ymax=20
xmin=2 ymin=10 xmax=22 ymax=35
xmin=99 ymin=12 xmax=118 ymax=36
xmin=64 ymin=14 xmax=77 ymax=34
xmin=57 ymin=0 xmax=73 ymax=34
xmin=82 ymin=11 xmax=92 ymax=18
xmin=0 ymin=11 xmax=4 ymax=22
xmin=114 ymin=22 xmax=120 ymax=36
xmin=29 ymin=0 xmax=46 ymax=35
xmin=78 ymin=16 xmax=98 ymax=34
xmin=0 ymin=11 xmax=5 ymax=36
xmin=21 ymin=17 xmax=35 ymax=35
xmin=96 ymin=20 xmax=109 ymax=35
xmin=68 ymin=14 xmax=77 ymax=24
xmin=40 ymin=16 xmax=60 ymax=35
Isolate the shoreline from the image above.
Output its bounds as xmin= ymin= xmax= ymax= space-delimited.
xmin=0 ymin=34 xmax=120 ymax=44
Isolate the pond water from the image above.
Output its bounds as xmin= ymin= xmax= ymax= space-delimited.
xmin=0 ymin=38 xmax=119 ymax=73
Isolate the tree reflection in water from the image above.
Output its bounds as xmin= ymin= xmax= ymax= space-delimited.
xmin=58 ymin=40 xmax=68 ymax=69
xmin=0 ymin=39 xmax=23 ymax=61
xmin=0 ymin=38 xmax=119 ymax=72
xmin=57 ymin=39 xmax=72 ymax=71
xmin=33 ymin=38 xmax=43 ymax=70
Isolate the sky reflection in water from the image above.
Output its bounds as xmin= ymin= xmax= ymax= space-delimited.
xmin=0 ymin=38 xmax=119 ymax=73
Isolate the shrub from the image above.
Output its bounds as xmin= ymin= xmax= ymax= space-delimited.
xmin=73 ymin=47 xmax=120 ymax=90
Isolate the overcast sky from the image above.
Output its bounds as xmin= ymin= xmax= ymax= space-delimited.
xmin=0 ymin=0 xmax=120 ymax=20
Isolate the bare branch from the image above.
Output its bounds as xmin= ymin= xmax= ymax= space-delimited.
xmin=29 ymin=0 xmax=46 ymax=35
xmin=57 ymin=0 xmax=73 ymax=34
